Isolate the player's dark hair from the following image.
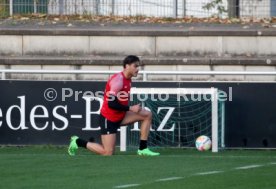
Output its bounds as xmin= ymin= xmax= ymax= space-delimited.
xmin=123 ymin=55 xmax=140 ymax=68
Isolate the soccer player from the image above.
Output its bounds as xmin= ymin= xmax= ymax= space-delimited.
xmin=68 ymin=55 xmax=160 ymax=156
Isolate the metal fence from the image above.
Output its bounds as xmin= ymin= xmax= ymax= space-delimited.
xmin=1 ymin=0 xmax=276 ymax=18
xmin=2 ymin=69 xmax=276 ymax=81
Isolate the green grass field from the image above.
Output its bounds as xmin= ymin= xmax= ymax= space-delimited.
xmin=1 ymin=146 xmax=276 ymax=189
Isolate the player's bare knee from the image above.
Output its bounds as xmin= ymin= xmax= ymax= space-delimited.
xmin=103 ymin=153 xmax=113 ymax=156
xmin=145 ymin=111 xmax=152 ymax=120
xmin=103 ymin=149 xmax=114 ymax=156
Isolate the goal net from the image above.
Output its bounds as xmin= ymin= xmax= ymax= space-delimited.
xmin=120 ymin=88 xmax=225 ymax=152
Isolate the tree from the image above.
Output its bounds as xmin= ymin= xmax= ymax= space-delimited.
xmin=202 ymin=0 xmax=227 ymax=17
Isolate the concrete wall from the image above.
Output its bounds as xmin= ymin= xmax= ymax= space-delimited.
xmin=1 ymin=29 xmax=276 ymax=81
xmin=1 ymin=35 xmax=276 ymax=56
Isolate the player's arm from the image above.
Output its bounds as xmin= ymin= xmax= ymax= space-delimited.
xmin=108 ymin=94 xmax=130 ymax=111
xmin=107 ymin=75 xmax=140 ymax=112
xmin=107 ymin=74 xmax=130 ymax=111
xmin=108 ymin=95 xmax=141 ymax=112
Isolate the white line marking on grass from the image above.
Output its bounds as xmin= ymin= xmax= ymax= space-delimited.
xmin=114 ymin=184 xmax=140 ymax=188
xmin=156 ymin=177 xmax=183 ymax=182
xmin=194 ymin=171 xmax=224 ymax=175
xmin=235 ymin=165 xmax=263 ymax=170
xmin=113 ymin=162 xmax=273 ymax=189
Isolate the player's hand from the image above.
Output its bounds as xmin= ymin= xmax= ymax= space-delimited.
xmin=130 ymin=104 xmax=141 ymax=113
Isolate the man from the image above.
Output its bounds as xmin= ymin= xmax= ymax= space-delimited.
xmin=68 ymin=55 xmax=160 ymax=156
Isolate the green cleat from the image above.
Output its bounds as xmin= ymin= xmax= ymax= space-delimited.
xmin=137 ymin=148 xmax=160 ymax=156
xmin=68 ymin=136 xmax=79 ymax=156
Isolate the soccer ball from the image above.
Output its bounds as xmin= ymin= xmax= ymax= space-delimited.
xmin=195 ymin=135 xmax=212 ymax=151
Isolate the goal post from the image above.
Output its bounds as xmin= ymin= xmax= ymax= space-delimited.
xmin=120 ymin=87 xmax=225 ymax=153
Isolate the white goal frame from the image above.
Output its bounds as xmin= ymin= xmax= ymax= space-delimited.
xmin=120 ymin=87 xmax=225 ymax=153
